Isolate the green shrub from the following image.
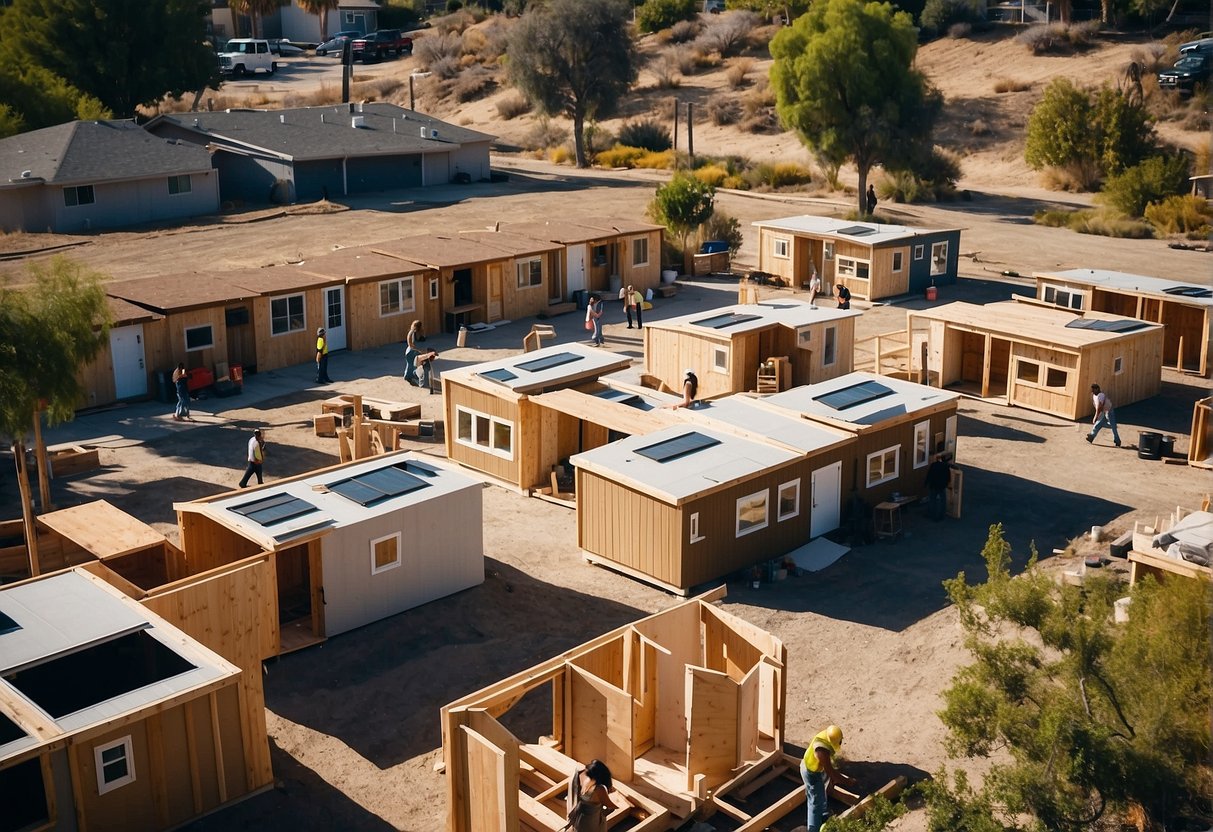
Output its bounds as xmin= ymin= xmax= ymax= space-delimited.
xmin=882 ymin=147 xmax=961 ymax=202
xmin=1033 ymin=207 xmax=1084 ymax=227
xmin=1101 ymin=154 xmax=1190 ymax=217
xmin=698 ymin=210 xmax=744 ymax=254
xmin=1144 ymin=194 xmax=1211 ymax=236
xmin=920 ymin=0 xmax=982 ymax=38
xmin=1072 ymin=212 xmax=1155 ymax=238
xmin=618 ymin=119 xmax=672 ymax=152
xmin=636 ymin=0 xmax=697 ymax=33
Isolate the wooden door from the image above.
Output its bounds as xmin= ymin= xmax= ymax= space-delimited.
xmin=462 ymin=726 xmax=516 ymax=832
xmin=487 ymin=264 xmax=503 ymax=321
xmin=568 ymin=664 xmax=634 ymax=780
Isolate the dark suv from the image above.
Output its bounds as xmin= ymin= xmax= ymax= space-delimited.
xmin=350 ymin=29 xmax=411 ymax=62
xmin=1158 ymin=51 xmax=1212 ymax=95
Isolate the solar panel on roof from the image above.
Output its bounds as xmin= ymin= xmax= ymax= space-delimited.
xmin=329 ymin=465 xmax=430 ymax=507
xmin=230 ymin=493 xmax=319 ymax=526
xmin=0 ymin=611 xmax=19 ymax=637
xmin=1065 ymin=319 xmax=1149 ymax=333
xmin=837 ymin=225 xmax=876 ymax=236
xmin=516 ymin=352 xmax=583 ymax=373
xmin=1162 ymin=286 xmax=1213 ymax=298
xmin=595 ymin=388 xmax=642 ymax=406
xmin=692 ymin=313 xmax=762 ymax=329
xmin=813 ymin=380 xmax=895 ymax=411
xmin=480 ymin=368 xmax=518 ymax=383
xmin=635 ymin=432 xmax=721 ymax=463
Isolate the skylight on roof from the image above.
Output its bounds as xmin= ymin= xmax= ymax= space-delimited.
xmin=230 ymin=493 xmax=319 ymax=527
xmin=480 ymin=368 xmax=518 ymax=383
xmin=1065 ymin=319 xmax=1150 ymax=333
xmin=1162 ymin=286 xmax=1213 ymax=298
xmin=329 ymin=464 xmax=430 ymax=507
xmin=0 ymin=611 xmax=19 ymax=637
xmin=692 ymin=313 xmax=762 ymax=329
xmin=813 ymin=380 xmax=895 ymax=411
xmin=516 ymin=352 xmax=583 ymax=373
xmin=837 ymin=225 xmax=876 ymax=236
xmin=635 ymin=432 xmax=721 ymax=463
xmin=595 ymin=388 xmax=642 ymax=407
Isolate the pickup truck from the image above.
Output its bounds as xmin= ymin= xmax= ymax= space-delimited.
xmin=218 ymin=38 xmax=275 ymax=76
xmin=350 ymin=29 xmax=412 ymax=62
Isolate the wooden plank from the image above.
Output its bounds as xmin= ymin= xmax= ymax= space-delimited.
xmin=518 ymin=792 xmax=566 ymax=831
xmin=146 ymin=713 xmax=171 ymax=828
xmin=568 ymin=664 xmax=634 ymax=781
xmin=732 ymin=782 xmax=805 ymax=832
xmin=835 ymin=776 xmax=907 ymax=821
xmin=685 ymin=667 xmax=739 ymax=793
xmin=37 ymin=500 xmax=166 ymax=560
xmin=462 ymin=726 xmax=515 ymax=832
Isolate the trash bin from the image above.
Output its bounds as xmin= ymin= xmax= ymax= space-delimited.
xmin=1159 ymin=434 xmax=1176 ymax=457
xmin=155 ymin=370 xmax=172 ymax=404
xmin=573 ymin=289 xmax=589 ymax=310
xmin=1138 ymin=431 xmax=1162 ymax=460
xmin=925 ymin=285 xmax=938 ymax=301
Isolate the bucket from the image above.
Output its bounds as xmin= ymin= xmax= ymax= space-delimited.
xmin=1090 ymin=525 xmax=1102 ymax=543
xmin=456 ymin=326 xmax=468 ymax=348
xmin=925 ymin=285 xmax=938 ymax=301
xmin=661 ymin=269 xmax=678 ymax=285
xmin=1138 ymin=431 xmax=1162 ymax=460
xmin=1159 ymin=435 xmax=1176 ymax=457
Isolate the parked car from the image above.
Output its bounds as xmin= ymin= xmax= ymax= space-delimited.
xmin=704 ymin=0 xmax=725 ymax=12
xmin=1158 ymin=52 xmax=1211 ymax=95
xmin=268 ymin=38 xmax=305 ymax=57
xmin=218 ymin=38 xmax=275 ymax=76
xmin=350 ymin=30 xmax=408 ymax=62
xmin=315 ymin=31 xmax=359 ymax=56
xmin=374 ymin=28 xmax=413 ymax=55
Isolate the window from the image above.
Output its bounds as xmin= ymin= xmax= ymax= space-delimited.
xmin=837 ymin=257 xmax=870 ymax=280
xmin=1041 ymin=284 xmax=1085 ymax=310
xmin=823 ymin=326 xmax=837 ymax=366
xmin=735 ymin=490 xmax=769 ymax=537
xmin=712 ymin=345 xmax=729 ymax=373
xmin=690 ymin=512 xmax=705 ymax=544
xmin=370 ymin=532 xmax=401 ymax=574
xmin=913 ymin=244 xmax=925 ymax=260
xmin=1045 ymin=367 xmax=1068 ymax=389
xmin=913 ymin=421 xmax=930 ymax=469
xmin=1016 ymin=361 xmax=1039 ymax=383
xmin=824 ymin=242 xmax=834 ymax=260
xmin=428 ymin=277 xmax=439 ymax=301
xmin=777 ymin=480 xmax=800 ymax=521
xmin=1113 ymin=356 xmax=1123 ymax=374
xmin=454 ymin=406 xmax=513 ymax=459
xmin=270 ymin=293 xmax=305 ymax=336
xmin=515 ymin=257 xmax=542 ymax=288
xmin=772 ymin=238 xmax=790 ymax=259
xmin=95 ymin=736 xmax=135 ymax=794
xmin=632 ymin=237 xmax=649 ymax=266
xmin=892 ymin=251 xmax=903 ymax=272
xmin=63 ymin=185 xmax=95 ymax=207
xmin=592 ymin=245 xmax=608 ymax=266
xmin=184 ymin=324 xmax=214 ymax=352
xmin=167 ymin=174 xmax=192 ymax=195
xmin=866 ymin=445 xmax=899 ymax=488
xmin=930 ymin=241 xmax=948 ymax=276
xmin=379 ymin=277 xmax=415 ymax=316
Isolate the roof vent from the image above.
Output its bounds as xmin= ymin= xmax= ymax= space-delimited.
xmin=352 ymin=115 xmax=366 ymax=129
xmin=193 ymin=118 xmax=200 ymax=127
xmin=348 ymin=102 xmax=355 ymax=113
xmin=420 ymin=125 xmax=428 ymax=138
xmin=20 ymin=170 xmax=32 ymax=179
xmin=431 ymin=129 xmax=439 ymax=139
xmin=279 ymin=114 xmax=285 ymax=124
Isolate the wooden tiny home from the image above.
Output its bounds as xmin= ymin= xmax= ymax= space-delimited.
xmin=76 ymin=297 xmax=167 ymax=409
xmin=502 ymin=217 xmax=665 ymax=300
xmin=1034 ymin=268 xmax=1213 ymax=376
xmin=223 ymin=265 xmax=346 ymax=371
xmin=906 ymin=301 xmax=1164 ymax=420
xmin=441 ymin=343 xmax=637 ymax=491
xmin=176 ymin=451 xmax=483 ymax=651
xmin=0 ymin=569 xmax=263 ymax=832
xmin=761 ymin=371 xmax=961 ymax=508
xmin=643 ymin=299 xmax=861 ymax=400
xmin=441 ymin=588 xmax=794 ymax=832
xmin=752 ymin=215 xmax=962 ymax=300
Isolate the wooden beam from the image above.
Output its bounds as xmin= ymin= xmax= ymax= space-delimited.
xmin=33 ymin=411 xmax=52 ymax=513
xmin=732 ymin=782 xmax=805 ymax=832
xmin=835 ymin=776 xmax=907 ymax=822
xmin=13 ymin=441 xmax=40 ymax=576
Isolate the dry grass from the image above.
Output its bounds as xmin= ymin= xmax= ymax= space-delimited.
xmin=695 ymin=10 xmax=761 ymax=57
xmin=993 ymin=77 xmax=1031 ymax=93
xmin=523 ymin=119 xmax=568 ymax=150
xmin=653 ymin=50 xmax=684 ymax=89
xmin=726 ymin=57 xmax=755 ymax=89
xmin=969 ymin=118 xmax=991 ymax=136
xmin=669 ymin=19 xmax=701 ymax=44
xmin=707 ymin=94 xmax=741 ymax=125
xmin=496 ymin=93 xmax=532 ymax=120
xmin=451 ymin=66 xmax=495 ymax=103
xmin=415 ymin=31 xmax=462 ymax=71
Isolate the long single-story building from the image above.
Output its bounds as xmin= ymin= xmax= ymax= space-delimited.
xmin=0 ymin=120 xmax=219 ymax=233
xmin=1035 ymin=268 xmax=1213 ymax=376
xmin=643 ymin=299 xmax=861 ymax=400
xmin=146 ymin=104 xmax=494 ymax=204
xmin=752 ymin=215 xmax=962 ymax=300
xmin=907 ymin=301 xmax=1164 ymax=420
xmin=224 ymin=265 xmax=347 ymax=371
xmin=503 ymin=217 xmax=666 ymax=300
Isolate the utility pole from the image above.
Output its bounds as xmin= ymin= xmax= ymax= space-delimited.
xmin=672 ymin=98 xmax=679 ymax=153
xmin=342 ymin=40 xmax=351 ymax=103
xmin=686 ymin=102 xmax=694 ymax=161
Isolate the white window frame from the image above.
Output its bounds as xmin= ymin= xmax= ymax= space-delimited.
xmin=184 ymin=324 xmax=214 ymax=352
xmin=824 ymin=241 xmax=834 ymax=260
xmin=772 ymin=238 xmax=790 ymax=259
xmin=735 ymin=489 xmax=769 ymax=538
xmin=712 ymin=345 xmax=729 ymax=374
xmin=370 ymin=532 xmax=401 ymax=574
xmin=1041 ymin=283 xmax=1085 ymax=311
xmin=930 ymin=241 xmax=948 ymax=276
xmin=1113 ymin=356 xmax=1123 ymax=375
xmin=63 ymin=184 xmax=95 ymax=207
xmin=95 ymin=736 xmax=135 ymax=794
xmin=913 ymin=420 xmax=930 ymax=469
xmin=689 ymin=512 xmax=705 ymax=544
xmin=866 ymin=445 xmax=900 ymax=488
xmin=823 ymin=326 xmax=837 ymax=366
xmin=631 ymin=237 xmax=649 ymax=267
xmin=167 ymin=174 xmax=192 ymax=195
xmin=454 ymin=405 xmax=514 ymax=460
xmin=378 ymin=277 xmax=415 ymax=317
xmin=270 ymin=293 xmax=306 ymax=337
xmin=515 ymin=257 xmax=543 ymax=289
xmin=428 ymin=276 xmax=439 ymax=301
xmin=836 ymin=256 xmax=870 ymax=280
xmin=777 ymin=480 xmax=800 ymax=521
xmin=913 ymin=244 xmax=925 ymax=260
xmin=892 ymin=250 xmax=903 ymax=272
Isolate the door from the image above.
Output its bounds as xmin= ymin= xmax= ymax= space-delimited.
xmin=487 ymin=264 xmax=503 ymax=321
xmin=567 ymin=665 xmax=634 ymax=780
xmin=323 ymin=285 xmax=347 ymax=350
xmin=548 ymin=254 xmax=564 ymax=304
xmin=810 ymin=461 xmax=841 ymax=537
xmin=566 ymin=244 xmax=587 ymax=295
xmin=109 ymin=325 xmax=147 ymax=399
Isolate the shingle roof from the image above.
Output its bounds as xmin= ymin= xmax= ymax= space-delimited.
xmin=150 ymin=103 xmax=495 ymax=162
xmin=106 ymin=273 xmax=255 ymax=313
xmin=0 ymin=120 xmax=213 ymax=187
xmin=372 ymin=234 xmax=512 ymax=269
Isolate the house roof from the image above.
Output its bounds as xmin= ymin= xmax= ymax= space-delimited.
xmin=648 ymin=299 xmax=860 ymax=339
xmin=572 ymin=216 xmax=665 ymax=236
xmin=530 ymin=386 xmax=682 ymax=436
xmin=225 ymin=264 xmax=341 ymax=295
xmin=445 ymin=343 xmax=632 ymax=396
xmin=500 ymin=220 xmax=627 ymax=245
xmin=0 ymin=120 xmax=213 ymax=188
xmin=752 ymin=215 xmax=961 ymax=246
xmin=106 ymin=273 xmax=254 ymax=313
xmin=1037 ymin=268 xmax=1213 ymax=308
xmin=298 ymin=245 xmax=432 ymax=283
xmin=372 ymin=234 xmax=516 ymax=270
xmin=107 ymin=296 xmax=164 ymax=325
xmin=571 ymin=424 xmax=800 ymax=505
xmin=682 ymin=395 xmax=853 ymax=454
xmin=459 ymin=230 xmax=563 ymax=256
xmin=176 ymin=452 xmax=478 ymax=551
xmin=909 ymin=301 xmax=1164 ymax=350
xmin=762 ymin=372 xmax=959 ymax=429
xmin=148 ymin=104 xmax=494 ymax=163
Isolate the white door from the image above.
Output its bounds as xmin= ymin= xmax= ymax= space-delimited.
xmin=810 ymin=461 xmax=842 ymax=538
xmin=323 ymin=286 xmax=347 ymax=351
xmin=110 ymin=324 xmax=147 ymax=399
xmin=566 ymin=244 xmax=587 ymax=295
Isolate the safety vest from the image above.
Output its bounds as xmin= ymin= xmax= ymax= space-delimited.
xmin=316 ymin=335 xmax=328 ymax=355
xmin=803 ymin=729 xmax=838 ymax=773
xmin=251 ymin=439 xmax=263 ymax=463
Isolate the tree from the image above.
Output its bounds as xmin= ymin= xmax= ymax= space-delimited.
xmin=636 ymin=0 xmax=697 ymax=33
xmin=0 ymin=0 xmax=218 ymax=117
xmin=229 ymin=0 xmax=288 ymax=38
xmin=297 ymin=0 xmax=339 ymax=40
xmin=648 ymin=172 xmax=715 ymax=274
xmin=0 ymin=258 xmax=110 ymax=575
xmin=931 ymin=524 xmax=1212 ymax=831
xmin=770 ymin=0 xmax=942 ymax=218
xmin=506 ymin=0 xmax=638 ymax=168
xmin=726 ymin=0 xmax=811 ymax=21
xmin=0 ymin=59 xmax=109 ymax=134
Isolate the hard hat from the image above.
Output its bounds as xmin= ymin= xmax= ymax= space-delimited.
xmin=684 ymin=368 xmax=694 ymax=377
xmin=317 ymin=327 xmax=325 ymax=334
xmin=826 ymin=725 xmax=843 ymax=747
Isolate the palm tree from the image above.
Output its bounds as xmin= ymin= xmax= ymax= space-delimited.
xmin=297 ymin=0 xmax=340 ymax=40
xmin=228 ymin=0 xmax=287 ymax=38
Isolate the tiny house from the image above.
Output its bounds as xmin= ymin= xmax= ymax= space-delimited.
xmin=76 ymin=296 xmax=168 ymax=408
xmin=224 ymin=265 xmax=347 ymax=371
xmin=1035 ymin=268 xmax=1213 ymax=376
xmin=502 ymin=217 xmax=664 ymax=299
xmin=907 ymin=301 xmax=1163 ymax=420
xmin=458 ymin=229 xmax=565 ymax=321
xmin=752 ymin=215 xmax=962 ymax=300
xmin=643 ymin=299 xmax=861 ymax=400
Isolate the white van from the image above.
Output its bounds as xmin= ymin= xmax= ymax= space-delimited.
xmin=218 ymin=39 xmax=275 ymax=77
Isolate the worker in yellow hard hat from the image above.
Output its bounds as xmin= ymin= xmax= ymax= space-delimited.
xmin=800 ymin=724 xmax=856 ymax=831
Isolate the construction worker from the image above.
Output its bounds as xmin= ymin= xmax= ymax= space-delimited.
xmin=315 ymin=327 xmax=332 ymax=384
xmin=800 ymin=724 xmax=856 ymax=832
xmin=238 ymin=429 xmax=266 ymax=488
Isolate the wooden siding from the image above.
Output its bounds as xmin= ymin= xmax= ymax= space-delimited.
xmin=346 ymin=273 xmax=439 ymax=352
xmin=443 ymin=379 xmax=523 ymax=485
xmin=76 ymin=318 xmax=173 ymax=409
xmin=177 ymin=511 xmax=265 ymax=575
xmin=617 ymin=231 xmax=662 ymax=292
xmin=844 ymin=410 xmax=956 ymax=506
xmin=577 ymin=470 xmax=681 ymax=586
xmin=249 ymin=289 xmax=325 ymax=373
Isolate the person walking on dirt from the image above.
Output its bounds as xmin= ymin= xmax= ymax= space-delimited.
xmin=621 ymin=284 xmax=644 ymax=329
xmin=801 ymin=724 xmax=856 ymax=832
xmin=238 ymin=429 xmax=266 ymax=488
xmin=866 ymin=184 xmax=878 ymax=215
xmin=172 ymin=362 xmax=191 ymax=421
xmin=316 ymin=327 xmax=332 ymax=384
xmin=1086 ymin=383 xmax=1121 ymax=447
